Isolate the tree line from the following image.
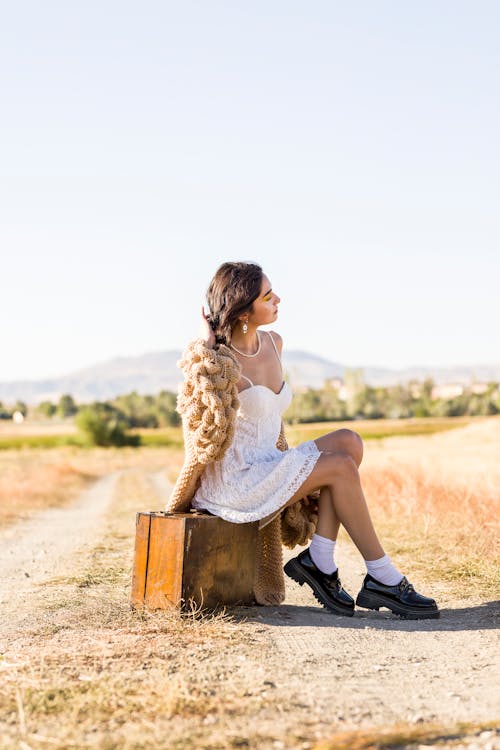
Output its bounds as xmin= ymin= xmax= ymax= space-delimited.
xmin=1 ymin=378 xmax=498 ymax=446
xmin=0 ymin=391 xmax=180 ymax=425
xmin=285 ymin=376 xmax=500 ymax=423
xmin=0 ymin=392 xmax=180 ymax=446
xmin=3 ymin=379 xmax=500 ymax=427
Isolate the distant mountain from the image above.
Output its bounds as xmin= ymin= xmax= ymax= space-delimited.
xmin=1 ymin=349 xmax=499 ymax=405
xmin=283 ymin=352 xmax=500 ymax=388
xmin=0 ymin=351 xmax=181 ymax=405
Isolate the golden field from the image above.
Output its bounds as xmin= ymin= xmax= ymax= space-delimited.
xmin=359 ymin=416 xmax=500 ymax=595
xmin=1 ymin=418 xmax=498 ymax=749
xmin=0 ymin=446 xmax=183 ymax=528
xmin=0 ymin=415 xmax=498 ymax=592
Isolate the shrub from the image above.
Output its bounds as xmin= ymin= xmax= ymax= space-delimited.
xmin=75 ymin=404 xmax=140 ymax=447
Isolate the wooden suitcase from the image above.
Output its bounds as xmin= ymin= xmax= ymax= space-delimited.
xmin=131 ymin=511 xmax=259 ymax=610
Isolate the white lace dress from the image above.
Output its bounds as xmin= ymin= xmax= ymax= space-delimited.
xmin=191 ymin=334 xmax=321 ymax=528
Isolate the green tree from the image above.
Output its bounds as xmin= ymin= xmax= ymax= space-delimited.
xmin=156 ymin=390 xmax=181 ymax=427
xmin=113 ymin=391 xmax=154 ymax=428
xmin=112 ymin=390 xmax=180 ymax=428
xmin=360 ymin=386 xmax=385 ymax=419
xmin=57 ymin=394 xmax=78 ymax=418
xmin=410 ymin=378 xmax=434 ymax=417
xmin=37 ymin=400 xmax=57 ymax=418
xmin=319 ymin=382 xmax=347 ymax=421
xmin=385 ymin=384 xmax=414 ymax=419
xmin=0 ymin=401 xmax=12 ymax=420
xmin=285 ymin=388 xmax=323 ymax=423
xmin=75 ymin=403 xmax=140 ymax=447
xmin=344 ymin=368 xmax=366 ymax=418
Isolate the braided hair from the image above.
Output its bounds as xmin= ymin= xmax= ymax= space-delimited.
xmin=206 ymin=262 xmax=263 ymax=347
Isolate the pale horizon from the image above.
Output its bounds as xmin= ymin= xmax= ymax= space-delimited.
xmin=2 ymin=339 xmax=499 ymax=386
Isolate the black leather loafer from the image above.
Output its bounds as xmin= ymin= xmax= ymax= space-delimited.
xmin=284 ymin=549 xmax=355 ymax=616
xmin=356 ymin=574 xmax=440 ymax=619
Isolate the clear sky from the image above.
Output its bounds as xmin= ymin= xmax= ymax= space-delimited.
xmin=1 ymin=1 xmax=498 ymax=381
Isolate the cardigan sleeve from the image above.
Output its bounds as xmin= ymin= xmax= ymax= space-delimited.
xmin=176 ymin=338 xmax=241 ymax=465
xmin=276 ymin=419 xmax=319 ymax=548
xmin=167 ymin=339 xmax=241 ymax=512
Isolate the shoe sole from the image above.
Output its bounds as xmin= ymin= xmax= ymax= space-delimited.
xmin=356 ymin=589 xmax=440 ymax=620
xmin=284 ymin=558 xmax=354 ymax=617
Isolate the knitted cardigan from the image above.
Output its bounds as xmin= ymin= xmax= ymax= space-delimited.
xmin=166 ymin=338 xmax=319 ymax=605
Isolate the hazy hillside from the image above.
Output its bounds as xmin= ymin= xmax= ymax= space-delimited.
xmin=1 ymin=349 xmax=499 ymax=405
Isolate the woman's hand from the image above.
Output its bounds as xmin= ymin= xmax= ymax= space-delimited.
xmin=199 ymin=306 xmax=216 ymax=348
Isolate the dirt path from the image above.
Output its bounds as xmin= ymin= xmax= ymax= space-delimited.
xmin=0 ymin=468 xmax=173 ymax=635
xmin=0 ymin=469 xmax=498 ymax=749
xmin=256 ymin=544 xmax=499 ymax=728
xmin=0 ymin=471 xmax=124 ymax=636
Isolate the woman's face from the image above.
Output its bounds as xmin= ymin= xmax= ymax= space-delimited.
xmin=249 ymin=274 xmax=281 ymax=326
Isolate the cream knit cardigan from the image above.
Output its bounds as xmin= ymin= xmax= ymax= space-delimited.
xmin=166 ymin=338 xmax=318 ymax=605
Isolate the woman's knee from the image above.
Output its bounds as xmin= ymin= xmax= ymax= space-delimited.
xmin=315 ymin=428 xmax=363 ymax=466
xmin=335 ymin=428 xmax=364 ymax=466
xmin=331 ymin=451 xmax=360 ymax=480
xmin=284 ymin=450 xmax=360 ymax=507
xmin=316 ymin=451 xmax=360 ymax=485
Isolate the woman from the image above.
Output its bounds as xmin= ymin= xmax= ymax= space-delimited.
xmin=169 ymin=261 xmax=438 ymax=619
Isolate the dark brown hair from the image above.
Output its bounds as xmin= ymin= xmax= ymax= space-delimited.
xmin=206 ymin=262 xmax=263 ymax=347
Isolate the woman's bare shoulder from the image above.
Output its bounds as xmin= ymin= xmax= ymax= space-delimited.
xmin=269 ymin=330 xmax=283 ymax=353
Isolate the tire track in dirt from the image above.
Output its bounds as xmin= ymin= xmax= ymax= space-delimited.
xmin=0 ymin=471 xmax=122 ymax=635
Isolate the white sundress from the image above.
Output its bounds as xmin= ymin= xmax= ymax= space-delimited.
xmin=191 ymin=331 xmax=321 ymax=528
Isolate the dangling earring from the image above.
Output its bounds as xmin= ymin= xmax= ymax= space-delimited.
xmin=243 ymin=320 xmax=248 ymax=335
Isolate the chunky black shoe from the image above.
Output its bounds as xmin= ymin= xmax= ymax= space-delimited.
xmin=284 ymin=549 xmax=355 ymax=616
xmin=356 ymin=574 xmax=440 ymax=619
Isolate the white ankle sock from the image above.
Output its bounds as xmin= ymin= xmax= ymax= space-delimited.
xmin=365 ymin=554 xmax=403 ymax=586
xmin=309 ymin=534 xmax=337 ymax=574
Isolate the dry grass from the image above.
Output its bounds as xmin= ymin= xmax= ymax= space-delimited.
xmin=313 ymin=721 xmax=499 ymax=749
xmin=0 ymin=446 xmax=183 ymax=528
xmin=0 ymin=420 xmax=77 ymax=436
xmin=288 ymin=415 xmax=499 ymax=595
xmin=357 ymin=416 xmax=500 ymax=597
xmin=0 ymin=453 xmax=92 ymax=527
xmin=0 ymin=469 xmax=277 ymax=750
xmin=2 ymin=416 xmax=498 ymax=592
xmin=286 ymin=416 xmax=474 ymax=443
xmin=1 ymin=425 xmax=499 ymax=749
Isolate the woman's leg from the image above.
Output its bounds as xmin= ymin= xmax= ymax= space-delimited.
xmin=326 ymin=459 xmax=383 ymax=560
xmin=283 ymin=450 xmax=439 ymax=618
xmin=284 ymin=451 xmax=384 ymax=560
xmin=308 ymin=485 xmax=340 ymax=574
xmin=314 ymin=428 xmax=363 ymax=467
xmin=315 ymin=485 xmax=340 ymax=540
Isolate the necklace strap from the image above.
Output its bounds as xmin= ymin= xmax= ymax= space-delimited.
xmin=230 ymin=331 xmax=261 ymax=357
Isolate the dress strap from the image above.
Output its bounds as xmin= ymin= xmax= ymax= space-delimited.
xmin=240 ymin=373 xmax=254 ymax=386
xmin=266 ymin=331 xmax=282 ymax=371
